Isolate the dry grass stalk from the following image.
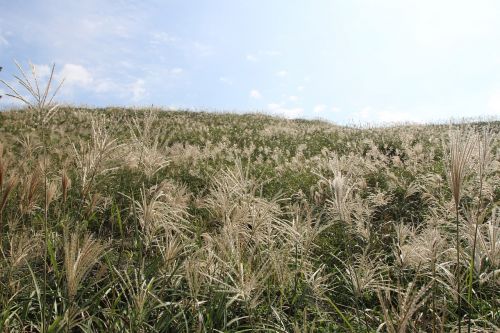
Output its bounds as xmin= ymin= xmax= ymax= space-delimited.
xmin=73 ymin=118 xmax=121 ymax=198
xmin=0 ymin=61 xmax=64 ymax=125
xmin=64 ymin=233 xmax=107 ymax=302
xmin=133 ymin=181 xmax=191 ymax=247
xmin=325 ymin=170 xmax=354 ymax=224
xmin=19 ymin=167 xmax=42 ymax=215
xmin=377 ymin=280 xmax=432 ymax=333
xmin=115 ymin=267 xmax=157 ymax=327
xmin=0 ymin=143 xmax=7 ymax=188
xmin=61 ymin=169 xmax=71 ymax=205
xmin=448 ymin=130 xmax=475 ymax=211
xmin=126 ymin=109 xmax=170 ymax=177
xmin=447 ymin=130 xmax=476 ymax=332
xmin=0 ymin=176 xmax=18 ymax=235
xmin=7 ymin=231 xmax=41 ymax=270
xmin=0 ymin=145 xmax=15 ymax=235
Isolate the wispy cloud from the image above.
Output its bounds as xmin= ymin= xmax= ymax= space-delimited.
xmin=46 ymin=63 xmax=151 ymax=103
xmin=32 ymin=64 xmax=52 ymax=79
xmin=79 ymin=16 xmax=132 ymax=39
xmin=261 ymin=50 xmax=281 ymax=56
xmin=276 ymin=70 xmax=288 ymax=77
xmin=1 ymin=1 xmax=498 ymax=122
xmin=250 ymin=89 xmax=262 ymax=99
xmin=56 ymin=64 xmax=101 ymax=98
xmin=351 ymin=106 xmax=421 ymax=124
xmin=149 ymin=31 xmax=179 ymax=45
xmin=149 ymin=31 xmax=213 ymax=58
xmin=313 ymin=104 xmax=326 ymax=114
xmin=376 ymin=110 xmax=420 ymax=123
xmin=171 ymin=67 xmax=183 ymax=75
xmin=246 ymin=54 xmax=258 ymax=62
xmin=94 ymin=78 xmax=119 ymax=94
xmin=192 ymin=41 xmax=214 ymax=57
xmin=312 ymin=104 xmax=340 ymax=115
xmin=219 ymin=77 xmax=233 ymax=85
xmin=245 ymin=50 xmax=281 ymax=62
xmin=267 ymin=102 xmax=303 ymax=119
xmin=130 ymin=79 xmax=146 ymax=102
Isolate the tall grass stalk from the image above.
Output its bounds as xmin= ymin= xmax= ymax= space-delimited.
xmin=467 ymin=128 xmax=491 ymax=333
xmin=448 ymin=130 xmax=474 ymax=332
xmin=64 ymin=233 xmax=107 ymax=331
xmin=1 ymin=61 xmax=64 ymax=333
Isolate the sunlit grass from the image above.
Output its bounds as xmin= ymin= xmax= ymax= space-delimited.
xmin=0 ymin=63 xmax=499 ymax=332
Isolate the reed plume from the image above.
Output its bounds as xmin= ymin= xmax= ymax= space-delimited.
xmin=64 ymin=232 xmax=107 ymax=302
xmin=447 ymin=130 xmax=475 ymax=332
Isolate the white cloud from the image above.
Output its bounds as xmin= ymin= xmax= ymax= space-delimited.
xmin=246 ymin=50 xmax=281 ymax=62
xmin=288 ymin=95 xmax=299 ymax=102
xmin=246 ymin=54 xmax=258 ymax=62
xmin=332 ymin=106 xmax=341 ymax=113
xmin=2 ymin=62 xmax=153 ymax=106
xmin=130 ymin=79 xmax=146 ymax=102
xmin=54 ymin=63 xmax=150 ymax=103
xmin=351 ymin=106 xmax=421 ymax=124
xmin=47 ymin=62 xmax=158 ymax=103
xmin=261 ymin=50 xmax=281 ymax=56
xmin=276 ymin=70 xmax=288 ymax=77
xmin=219 ymin=77 xmax=233 ymax=85
xmin=150 ymin=31 xmax=178 ymax=45
xmin=33 ymin=64 xmax=52 ymax=79
xmin=297 ymin=85 xmax=305 ymax=92
xmin=118 ymin=61 xmax=133 ymax=69
xmin=171 ymin=67 xmax=183 ymax=75
xmin=94 ymin=79 xmax=118 ymax=93
xmin=376 ymin=110 xmax=419 ymax=123
xmin=150 ymin=32 xmax=213 ymax=58
xmin=267 ymin=103 xmax=303 ymax=119
xmin=347 ymin=103 xmax=500 ymax=125
xmin=192 ymin=41 xmax=214 ymax=56
xmin=313 ymin=104 xmax=327 ymax=114
xmin=357 ymin=106 xmax=372 ymax=120
xmin=250 ymin=89 xmax=262 ymax=99
xmin=79 ymin=16 xmax=131 ymax=38
xmin=58 ymin=64 xmax=93 ymax=87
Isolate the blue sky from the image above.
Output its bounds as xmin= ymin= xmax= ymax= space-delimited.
xmin=1 ymin=0 xmax=500 ymax=124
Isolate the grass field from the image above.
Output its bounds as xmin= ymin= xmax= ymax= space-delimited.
xmin=0 ymin=66 xmax=499 ymax=331
xmin=0 ymin=105 xmax=498 ymax=332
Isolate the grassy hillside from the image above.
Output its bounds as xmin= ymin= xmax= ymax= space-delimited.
xmin=0 ymin=106 xmax=499 ymax=332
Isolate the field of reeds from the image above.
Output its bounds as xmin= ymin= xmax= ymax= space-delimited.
xmin=0 ymin=65 xmax=499 ymax=332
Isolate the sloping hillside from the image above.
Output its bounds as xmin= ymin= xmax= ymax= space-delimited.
xmin=0 ymin=107 xmax=498 ymax=332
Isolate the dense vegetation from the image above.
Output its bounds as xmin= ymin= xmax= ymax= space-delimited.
xmin=0 ymin=66 xmax=498 ymax=332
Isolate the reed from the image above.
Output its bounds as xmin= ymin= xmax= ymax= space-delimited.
xmin=447 ymin=130 xmax=475 ymax=332
xmin=0 ymin=71 xmax=498 ymax=331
